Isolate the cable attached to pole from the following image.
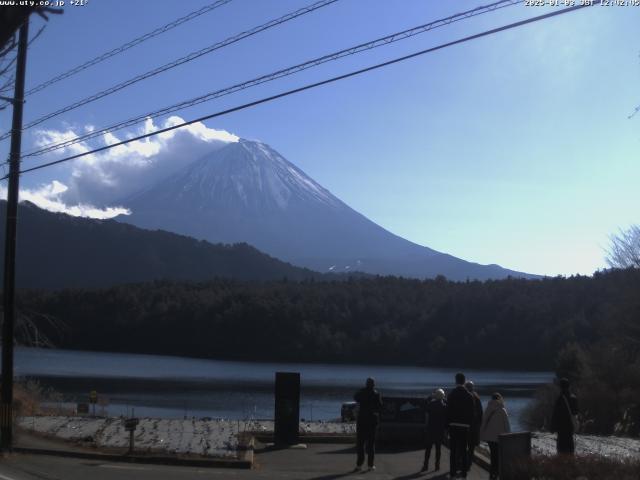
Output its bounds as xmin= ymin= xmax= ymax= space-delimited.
xmin=1 ymin=19 xmax=29 ymax=452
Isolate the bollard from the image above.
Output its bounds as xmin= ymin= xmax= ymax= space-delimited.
xmin=498 ymin=431 xmax=532 ymax=480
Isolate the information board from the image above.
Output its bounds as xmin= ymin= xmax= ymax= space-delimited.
xmin=274 ymin=372 xmax=300 ymax=445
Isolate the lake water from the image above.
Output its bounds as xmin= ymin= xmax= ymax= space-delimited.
xmin=14 ymin=347 xmax=552 ymax=431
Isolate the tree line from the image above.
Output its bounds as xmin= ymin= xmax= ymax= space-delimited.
xmin=15 ymin=268 xmax=640 ymax=372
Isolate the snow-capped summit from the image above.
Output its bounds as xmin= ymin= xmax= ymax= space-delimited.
xmin=163 ymin=139 xmax=341 ymax=213
xmin=121 ymin=139 xmax=535 ymax=280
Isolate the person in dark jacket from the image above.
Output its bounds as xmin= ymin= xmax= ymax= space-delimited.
xmin=353 ymin=377 xmax=383 ymax=471
xmin=551 ymin=377 xmax=579 ymax=455
xmin=447 ymin=372 xmax=475 ymax=479
xmin=422 ymin=388 xmax=447 ymax=472
xmin=465 ymin=381 xmax=483 ymax=471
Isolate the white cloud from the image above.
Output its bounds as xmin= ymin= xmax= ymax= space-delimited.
xmin=30 ymin=116 xmax=239 ymax=208
xmin=0 ymin=181 xmax=130 ymax=220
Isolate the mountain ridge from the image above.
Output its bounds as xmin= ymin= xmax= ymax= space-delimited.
xmin=0 ymin=200 xmax=324 ymax=289
xmin=120 ymin=139 xmax=538 ymax=280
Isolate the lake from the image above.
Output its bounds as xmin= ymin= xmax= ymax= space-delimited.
xmin=14 ymin=347 xmax=552 ymax=431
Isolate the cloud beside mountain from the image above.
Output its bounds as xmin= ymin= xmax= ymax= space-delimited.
xmin=24 ymin=116 xmax=238 ymax=216
xmin=0 ymin=181 xmax=129 ymax=220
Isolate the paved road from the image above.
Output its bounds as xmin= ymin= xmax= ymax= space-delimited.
xmin=0 ymin=443 xmax=487 ymax=479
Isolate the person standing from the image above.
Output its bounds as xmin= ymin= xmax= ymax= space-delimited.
xmin=465 ymin=381 xmax=483 ymax=471
xmin=551 ymin=377 xmax=579 ymax=455
xmin=480 ymin=393 xmax=511 ymax=480
xmin=354 ymin=377 xmax=383 ymax=472
xmin=446 ymin=372 xmax=475 ymax=479
xmin=422 ymin=388 xmax=447 ymax=472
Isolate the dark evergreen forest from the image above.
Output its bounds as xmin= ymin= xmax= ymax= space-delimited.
xmin=16 ymin=268 xmax=640 ymax=371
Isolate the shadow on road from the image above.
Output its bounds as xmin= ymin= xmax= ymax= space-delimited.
xmin=390 ymin=472 xmax=424 ymax=480
xmin=306 ymin=473 xmax=356 ymax=480
xmin=392 ymin=473 xmax=450 ymax=480
xmin=317 ymin=445 xmax=421 ymax=455
xmin=316 ymin=446 xmax=356 ymax=455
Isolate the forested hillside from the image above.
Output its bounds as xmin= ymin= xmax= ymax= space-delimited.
xmin=17 ymin=268 xmax=640 ymax=370
xmin=0 ymin=201 xmax=321 ymax=288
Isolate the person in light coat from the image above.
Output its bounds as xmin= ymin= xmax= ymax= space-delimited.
xmin=480 ymin=393 xmax=511 ymax=480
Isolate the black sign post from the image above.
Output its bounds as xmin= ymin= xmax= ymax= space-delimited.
xmin=274 ymin=372 xmax=300 ymax=446
xmin=124 ymin=417 xmax=139 ymax=455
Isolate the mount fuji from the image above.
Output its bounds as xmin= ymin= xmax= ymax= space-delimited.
xmin=119 ymin=139 xmax=535 ymax=280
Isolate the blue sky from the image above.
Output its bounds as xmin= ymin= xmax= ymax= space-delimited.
xmin=0 ymin=0 xmax=638 ymax=277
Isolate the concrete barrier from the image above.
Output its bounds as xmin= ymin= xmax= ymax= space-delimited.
xmin=498 ymin=431 xmax=531 ymax=480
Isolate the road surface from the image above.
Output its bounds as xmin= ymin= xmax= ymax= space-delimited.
xmin=0 ymin=443 xmax=487 ymax=479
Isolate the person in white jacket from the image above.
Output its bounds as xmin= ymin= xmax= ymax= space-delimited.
xmin=480 ymin=393 xmax=511 ymax=480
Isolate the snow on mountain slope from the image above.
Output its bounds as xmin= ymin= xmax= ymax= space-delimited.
xmin=120 ymin=139 xmax=536 ymax=280
xmin=158 ymin=140 xmax=341 ymax=212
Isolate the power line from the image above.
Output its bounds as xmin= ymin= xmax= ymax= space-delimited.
xmin=24 ymin=0 xmax=234 ymax=97
xmin=23 ymin=0 xmax=521 ymax=159
xmin=6 ymin=2 xmax=596 ymax=181
xmin=0 ymin=0 xmax=340 ymax=141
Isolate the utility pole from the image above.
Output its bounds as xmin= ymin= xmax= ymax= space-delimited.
xmin=1 ymin=19 xmax=29 ymax=451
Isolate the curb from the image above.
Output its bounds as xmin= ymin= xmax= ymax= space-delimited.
xmin=303 ymin=435 xmax=356 ymax=444
xmin=253 ymin=433 xmax=356 ymax=445
xmin=14 ymin=426 xmax=255 ymax=469
xmin=472 ymin=449 xmax=491 ymax=471
xmin=13 ymin=432 xmax=255 ymax=469
xmin=13 ymin=446 xmax=253 ymax=469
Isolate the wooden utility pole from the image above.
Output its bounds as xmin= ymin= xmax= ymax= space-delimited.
xmin=1 ymin=19 xmax=29 ymax=451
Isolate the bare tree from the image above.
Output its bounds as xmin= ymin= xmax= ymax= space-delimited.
xmin=606 ymin=225 xmax=640 ymax=269
xmin=0 ymin=308 xmax=67 ymax=348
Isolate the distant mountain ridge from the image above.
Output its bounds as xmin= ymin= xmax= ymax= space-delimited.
xmin=121 ymin=139 xmax=537 ymax=280
xmin=0 ymin=201 xmax=321 ymax=289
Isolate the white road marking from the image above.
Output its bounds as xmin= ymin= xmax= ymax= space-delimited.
xmin=0 ymin=473 xmax=19 ymax=480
